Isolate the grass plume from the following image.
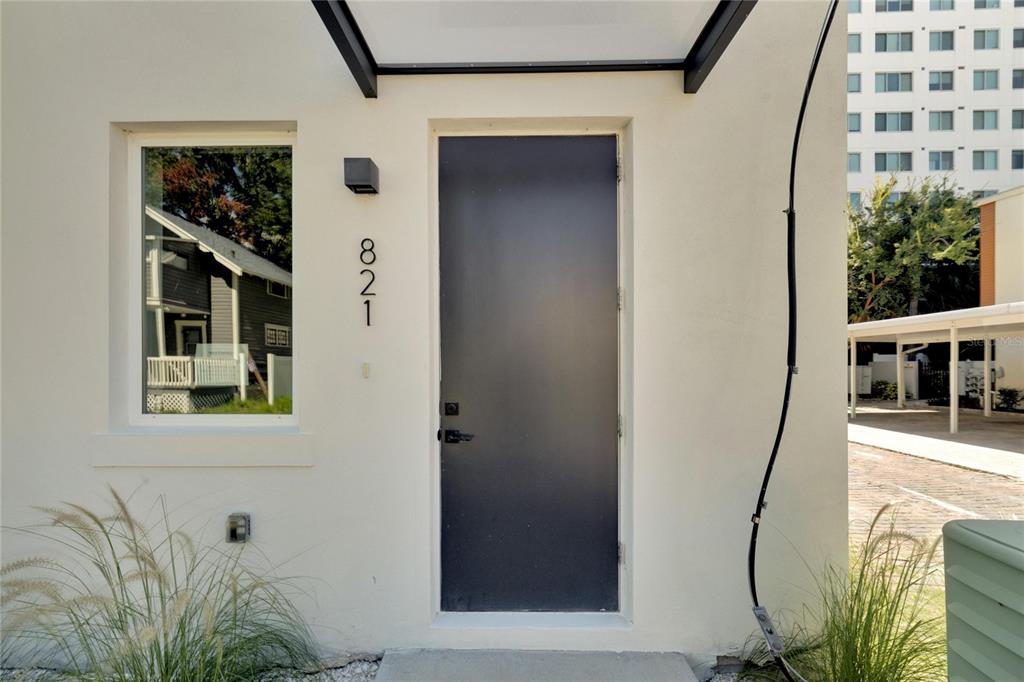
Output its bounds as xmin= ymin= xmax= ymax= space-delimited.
xmin=2 ymin=486 xmax=317 ymax=681
xmin=742 ymin=505 xmax=946 ymax=681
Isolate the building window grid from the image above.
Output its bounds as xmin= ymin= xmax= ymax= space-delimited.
xmin=974 ymin=0 xmax=999 ymax=7
xmin=1014 ymin=69 xmax=1024 ymax=89
xmin=1013 ymin=109 xmax=1024 ymax=129
xmin=973 ymin=69 xmax=998 ymax=90
xmin=848 ymin=112 xmax=862 ymax=132
xmin=973 ymin=150 xmax=998 ymax=170
xmin=1013 ymin=150 xmax=1024 ymax=170
xmin=973 ymin=110 xmax=999 ymax=130
xmin=931 ymin=0 xmax=954 ymax=8
xmin=929 ymin=110 xmax=955 ymax=130
xmin=878 ymin=72 xmax=914 ymax=92
xmin=1015 ymin=28 xmax=1024 ymax=48
xmin=848 ymin=33 xmax=862 ymax=53
xmin=875 ymin=111 xmax=914 ymax=131
xmin=929 ymin=151 xmax=955 ymax=171
xmin=928 ymin=71 xmax=953 ymax=91
xmin=876 ymin=0 xmax=914 ymax=10
xmin=875 ymin=32 xmax=914 ymax=52
xmin=848 ymin=153 xmax=862 ymax=173
xmin=930 ymin=31 xmax=955 ymax=50
xmin=875 ymin=152 xmax=913 ymax=172
xmin=974 ymin=29 xmax=999 ymax=50
xmin=848 ymin=73 xmax=862 ymax=92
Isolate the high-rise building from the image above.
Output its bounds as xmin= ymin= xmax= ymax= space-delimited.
xmin=847 ymin=0 xmax=1024 ymax=208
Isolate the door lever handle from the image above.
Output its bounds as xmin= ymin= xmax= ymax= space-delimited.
xmin=444 ymin=429 xmax=475 ymax=444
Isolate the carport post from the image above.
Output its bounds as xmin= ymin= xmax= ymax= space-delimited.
xmin=850 ymin=337 xmax=857 ymax=418
xmin=949 ymin=325 xmax=958 ymax=434
xmin=983 ymin=334 xmax=992 ymax=417
xmin=896 ymin=339 xmax=905 ymax=408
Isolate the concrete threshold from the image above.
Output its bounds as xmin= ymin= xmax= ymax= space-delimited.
xmin=374 ymin=649 xmax=698 ymax=682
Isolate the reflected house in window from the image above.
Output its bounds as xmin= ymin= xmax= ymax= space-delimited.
xmin=144 ymin=206 xmax=292 ymax=412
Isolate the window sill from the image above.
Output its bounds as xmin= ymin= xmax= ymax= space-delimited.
xmin=430 ymin=612 xmax=632 ymax=630
xmin=90 ymin=430 xmax=314 ymax=468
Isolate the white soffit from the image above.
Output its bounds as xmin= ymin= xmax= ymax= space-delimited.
xmin=347 ymin=0 xmax=719 ymax=64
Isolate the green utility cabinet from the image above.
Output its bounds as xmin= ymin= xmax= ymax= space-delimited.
xmin=943 ymin=520 xmax=1024 ymax=682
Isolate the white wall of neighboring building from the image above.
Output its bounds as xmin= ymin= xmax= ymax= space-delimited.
xmin=847 ymin=0 xmax=1024 ymax=204
xmin=980 ymin=187 xmax=1024 ymax=390
xmin=0 ymin=0 xmax=847 ymax=668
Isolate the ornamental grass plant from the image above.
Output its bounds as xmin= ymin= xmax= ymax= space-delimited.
xmin=742 ymin=505 xmax=946 ymax=681
xmin=1 ymin=487 xmax=317 ymax=681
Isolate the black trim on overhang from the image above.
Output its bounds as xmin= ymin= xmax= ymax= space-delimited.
xmin=377 ymin=59 xmax=685 ymax=75
xmin=312 ymin=0 xmax=378 ymax=98
xmin=682 ymin=0 xmax=757 ymax=94
xmin=312 ymin=0 xmax=756 ymax=98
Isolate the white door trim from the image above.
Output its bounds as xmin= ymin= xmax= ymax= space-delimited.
xmin=426 ymin=117 xmax=636 ymax=627
xmin=174 ymin=319 xmax=207 ymax=355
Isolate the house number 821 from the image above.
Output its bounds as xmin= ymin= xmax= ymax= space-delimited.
xmin=360 ymin=238 xmax=376 ymax=326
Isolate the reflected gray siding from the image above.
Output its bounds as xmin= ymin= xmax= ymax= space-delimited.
xmin=210 ymin=265 xmax=234 ymax=345
xmin=238 ymin=274 xmax=292 ymax=369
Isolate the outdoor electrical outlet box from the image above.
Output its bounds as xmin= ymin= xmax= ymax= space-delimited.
xmin=226 ymin=513 xmax=251 ymax=543
xmin=943 ymin=520 xmax=1024 ymax=681
xmin=344 ymin=157 xmax=379 ymax=194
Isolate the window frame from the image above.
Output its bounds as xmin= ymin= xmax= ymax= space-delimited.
xmin=928 ymin=151 xmax=955 ymax=171
xmin=848 ymin=72 xmax=862 ymax=92
xmin=973 ymin=69 xmax=998 ymax=90
xmin=973 ymin=29 xmax=999 ymax=49
xmin=875 ymin=111 xmax=913 ymax=132
xmin=930 ymin=30 xmax=955 ymax=50
xmin=877 ymin=71 xmax=914 ymax=92
xmin=929 ymin=110 xmax=955 ymax=130
xmin=928 ymin=70 xmax=953 ymax=91
xmin=125 ymin=130 xmax=298 ymax=429
xmin=848 ymin=33 xmax=862 ymax=53
xmin=1012 ymin=149 xmax=1024 ymax=170
xmin=265 ymin=323 xmax=292 ymax=348
xmin=848 ymin=112 xmax=862 ymax=132
xmin=848 ymin=152 xmax=862 ymax=173
xmin=1012 ymin=109 xmax=1024 ymax=129
xmin=974 ymin=0 xmax=999 ymax=7
xmin=875 ymin=32 xmax=914 ymax=52
xmin=972 ymin=149 xmax=998 ymax=170
xmin=1014 ymin=28 xmax=1024 ymax=48
xmin=973 ymin=110 xmax=998 ymax=130
xmin=875 ymin=151 xmax=913 ymax=172
xmin=1013 ymin=69 xmax=1024 ymax=89
xmin=930 ymin=0 xmax=954 ymax=9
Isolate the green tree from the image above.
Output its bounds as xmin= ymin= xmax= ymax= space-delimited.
xmin=848 ymin=178 xmax=978 ymax=323
xmin=145 ymin=146 xmax=292 ymax=270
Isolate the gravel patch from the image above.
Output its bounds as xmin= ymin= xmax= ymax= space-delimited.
xmin=707 ymin=674 xmax=739 ymax=682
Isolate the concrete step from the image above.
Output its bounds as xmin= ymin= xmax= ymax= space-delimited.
xmin=375 ymin=649 xmax=698 ymax=682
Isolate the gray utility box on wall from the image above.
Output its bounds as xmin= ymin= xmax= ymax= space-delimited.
xmin=943 ymin=520 xmax=1024 ymax=682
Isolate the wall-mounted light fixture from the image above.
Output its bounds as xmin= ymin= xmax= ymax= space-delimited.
xmin=344 ymin=157 xmax=379 ymax=194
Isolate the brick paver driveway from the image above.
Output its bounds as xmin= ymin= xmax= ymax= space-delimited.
xmin=849 ymin=442 xmax=1024 ymax=548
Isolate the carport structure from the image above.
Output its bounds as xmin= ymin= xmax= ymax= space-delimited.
xmin=848 ymin=302 xmax=1024 ymax=433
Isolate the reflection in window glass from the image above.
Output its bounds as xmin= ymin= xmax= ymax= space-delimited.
xmin=143 ymin=146 xmax=293 ymax=415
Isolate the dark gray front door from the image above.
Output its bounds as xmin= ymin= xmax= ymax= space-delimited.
xmin=439 ymin=135 xmax=619 ymax=612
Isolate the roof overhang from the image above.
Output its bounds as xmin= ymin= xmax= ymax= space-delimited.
xmin=848 ymin=302 xmax=1024 ymax=345
xmin=312 ymin=0 xmax=757 ymax=98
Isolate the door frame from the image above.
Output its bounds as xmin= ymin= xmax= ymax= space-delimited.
xmin=174 ymin=319 xmax=207 ymax=356
xmin=427 ymin=118 xmax=635 ymax=627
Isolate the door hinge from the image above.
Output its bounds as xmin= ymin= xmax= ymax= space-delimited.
xmin=618 ymin=541 xmax=624 ymax=564
xmin=616 ymin=287 xmax=624 ymax=311
xmin=617 ymin=414 xmax=623 ymax=438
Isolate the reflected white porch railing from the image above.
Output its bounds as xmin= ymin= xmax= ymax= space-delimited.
xmin=147 ymin=356 xmax=240 ymax=389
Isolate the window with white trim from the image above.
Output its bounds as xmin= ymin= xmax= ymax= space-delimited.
xmin=267 ymin=280 xmax=292 ymax=299
xmin=141 ymin=143 xmax=293 ymax=415
xmin=265 ymin=324 xmax=291 ymax=348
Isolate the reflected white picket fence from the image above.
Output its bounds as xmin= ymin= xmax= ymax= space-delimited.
xmin=147 ymin=356 xmax=240 ymax=389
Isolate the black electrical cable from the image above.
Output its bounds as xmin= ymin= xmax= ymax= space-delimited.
xmin=746 ymin=1 xmax=839 ymax=681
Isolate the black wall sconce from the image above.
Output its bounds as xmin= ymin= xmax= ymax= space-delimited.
xmin=344 ymin=157 xmax=379 ymax=194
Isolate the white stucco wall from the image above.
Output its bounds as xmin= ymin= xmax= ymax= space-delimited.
xmin=1 ymin=0 xmax=847 ymax=669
